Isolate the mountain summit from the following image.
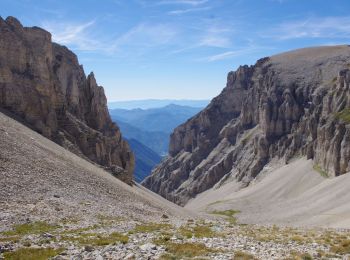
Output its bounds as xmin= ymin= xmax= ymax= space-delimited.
xmin=143 ymin=45 xmax=350 ymax=205
xmin=0 ymin=16 xmax=134 ymax=183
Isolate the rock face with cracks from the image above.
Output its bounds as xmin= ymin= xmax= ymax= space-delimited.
xmin=143 ymin=45 xmax=350 ymax=205
xmin=0 ymin=16 xmax=134 ymax=184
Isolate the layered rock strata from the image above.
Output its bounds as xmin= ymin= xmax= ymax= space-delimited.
xmin=143 ymin=45 xmax=350 ymax=205
xmin=0 ymin=16 xmax=134 ymax=184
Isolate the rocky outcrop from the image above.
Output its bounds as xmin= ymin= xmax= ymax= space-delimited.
xmin=143 ymin=45 xmax=350 ymax=205
xmin=0 ymin=16 xmax=134 ymax=184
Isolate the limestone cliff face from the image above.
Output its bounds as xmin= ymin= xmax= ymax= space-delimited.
xmin=143 ymin=45 xmax=350 ymax=205
xmin=0 ymin=16 xmax=134 ymax=184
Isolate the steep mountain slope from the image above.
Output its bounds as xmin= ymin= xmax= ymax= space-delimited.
xmin=127 ymin=138 xmax=162 ymax=182
xmin=143 ymin=45 xmax=350 ymax=205
xmin=108 ymin=99 xmax=209 ymax=109
xmin=0 ymin=111 xmax=192 ymax=227
xmin=186 ymin=158 xmax=350 ymax=228
xmin=110 ymin=104 xmax=203 ymax=133
xmin=115 ymin=120 xmax=169 ymax=155
xmin=0 ymin=16 xmax=134 ymax=183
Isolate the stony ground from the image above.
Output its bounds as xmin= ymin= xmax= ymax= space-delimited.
xmin=1 ymin=211 xmax=350 ymax=259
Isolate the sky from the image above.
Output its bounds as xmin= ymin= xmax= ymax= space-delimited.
xmin=1 ymin=0 xmax=350 ymax=101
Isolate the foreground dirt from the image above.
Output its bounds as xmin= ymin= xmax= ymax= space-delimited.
xmin=1 ymin=214 xmax=350 ymax=259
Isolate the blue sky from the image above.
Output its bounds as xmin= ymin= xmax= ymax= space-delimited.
xmin=2 ymin=0 xmax=350 ymax=101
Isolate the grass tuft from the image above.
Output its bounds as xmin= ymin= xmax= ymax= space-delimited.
xmin=313 ymin=164 xmax=328 ymax=178
xmin=335 ymin=108 xmax=350 ymax=123
xmin=210 ymin=209 xmax=240 ymax=224
xmin=3 ymin=247 xmax=63 ymax=260
xmin=61 ymin=232 xmax=128 ymax=246
xmin=132 ymin=223 xmax=171 ymax=233
xmin=160 ymin=242 xmax=217 ymax=259
xmin=3 ymin=221 xmax=59 ymax=236
xmin=233 ymin=250 xmax=257 ymax=260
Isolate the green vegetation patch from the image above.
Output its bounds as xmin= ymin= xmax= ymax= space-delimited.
xmin=160 ymin=242 xmax=217 ymax=259
xmin=3 ymin=247 xmax=63 ymax=260
xmin=335 ymin=108 xmax=350 ymax=123
xmin=233 ymin=250 xmax=257 ymax=260
xmin=61 ymin=231 xmax=128 ymax=246
xmin=330 ymin=239 xmax=350 ymax=254
xmin=178 ymin=224 xmax=217 ymax=238
xmin=210 ymin=209 xmax=240 ymax=224
xmin=313 ymin=164 xmax=328 ymax=178
xmin=3 ymin=221 xmax=59 ymax=236
xmin=132 ymin=223 xmax=172 ymax=233
xmin=286 ymin=251 xmax=313 ymax=260
xmin=0 ymin=236 xmax=20 ymax=243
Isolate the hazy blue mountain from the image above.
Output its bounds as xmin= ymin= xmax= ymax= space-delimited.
xmin=114 ymin=120 xmax=169 ymax=156
xmin=110 ymin=103 xmax=206 ymax=181
xmin=108 ymin=99 xmax=210 ymax=110
xmin=110 ymin=104 xmax=203 ymax=133
xmin=127 ymin=138 xmax=162 ymax=183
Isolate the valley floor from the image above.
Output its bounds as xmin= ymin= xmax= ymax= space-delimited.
xmin=187 ymin=158 xmax=350 ymax=229
xmin=1 ymin=212 xmax=350 ymax=259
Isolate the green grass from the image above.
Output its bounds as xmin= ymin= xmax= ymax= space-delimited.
xmin=286 ymin=251 xmax=313 ymax=260
xmin=132 ymin=223 xmax=171 ymax=233
xmin=61 ymin=232 xmax=128 ymax=246
xmin=60 ymin=225 xmax=99 ymax=235
xmin=178 ymin=224 xmax=217 ymax=238
xmin=313 ymin=164 xmax=328 ymax=178
xmin=160 ymin=242 xmax=217 ymax=259
xmin=3 ymin=247 xmax=63 ymax=260
xmin=3 ymin=221 xmax=59 ymax=236
xmin=330 ymin=239 xmax=350 ymax=254
xmin=0 ymin=236 xmax=20 ymax=243
xmin=335 ymin=108 xmax=350 ymax=123
xmin=233 ymin=250 xmax=257 ymax=260
xmin=210 ymin=209 xmax=240 ymax=224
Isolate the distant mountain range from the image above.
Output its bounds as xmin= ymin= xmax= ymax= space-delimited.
xmin=108 ymin=99 xmax=210 ymax=110
xmin=115 ymin=120 xmax=169 ymax=156
xmin=109 ymin=103 xmax=207 ymax=182
xmin=110 ymin=104 xmax=203 ymax=133
xmin=127 ymin=139 xmax=162 ymax=183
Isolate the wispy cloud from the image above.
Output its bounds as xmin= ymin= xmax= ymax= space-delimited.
xmin=269 ymin=16 xmax=350 ymax=40
xmin=41 ymin=20 xmax=178 ymax=56
xmin=199 ymin=25 xmax=233 ymax=48
xmin=158 ymin=0 xmax=209 ymax=6
xmin=201 ymin=45 xmax=263 ymax=62
xmin=112 ymin=23 xmax=178 ymax=48
xmin=168 ymin=6 xmax=211 ymax=15
xmin=41 ymin=20 xmax=101 ymax=51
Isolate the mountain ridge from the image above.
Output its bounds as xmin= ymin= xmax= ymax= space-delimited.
xmin=143 ymin=45 xmax=350 ymax=205
xmin=108 ymin=99 xmax=210 ymax=109
xmin=0 ymin=16 xmax=134 ymax=183
xmin=109 ymin=104 xmax=203 ymax=134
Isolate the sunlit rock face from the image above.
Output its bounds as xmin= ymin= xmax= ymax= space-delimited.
xmin=0 ymin=16 xmax=134 ymax=184
xmin=143 ymin=45 xmax=350 ymax=205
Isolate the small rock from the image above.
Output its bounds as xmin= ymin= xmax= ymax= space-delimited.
xmin=125 ymin=253 xmax=135 ymax=259
xmin=43 ymin=232 xmax=54 ymax=238
xmin=95 ymin=255 xmax=103 ymax=260
xmin=84 ymin=245 xmax=94 ymax=252
xmin=161 ymin=214 xmax=169 ymax=219
xmin=139 ymin=243 xmax=157 ymax=251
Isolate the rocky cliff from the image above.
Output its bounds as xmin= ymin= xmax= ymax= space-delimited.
xmin=0 ymin=16 xmax=134 ymax=184
xmin=143 ymin=45 xmax=350 ymax=205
